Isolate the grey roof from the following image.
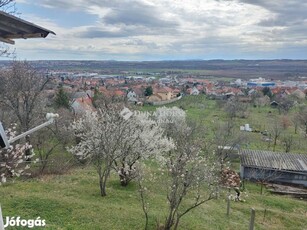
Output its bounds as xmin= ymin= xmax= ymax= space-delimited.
xmin=0 ymin=10 xmax=55 ymax=44
xmin=240 ymin=149 xmax=307 ymax=172
xmin=72 ymin=90 xmax=93 ymax=99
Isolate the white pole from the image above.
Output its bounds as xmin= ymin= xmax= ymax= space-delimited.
xmin=8 ymin=119 xmax=54 ymax=144
xmin=0 ymin=122 xmax=9 ymax=149
xmin=7 ymin=113 xmax=59 ymax=145
xmin=0 ymin=205 xmax=4 ymax=230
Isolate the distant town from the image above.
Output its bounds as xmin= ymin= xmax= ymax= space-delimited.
xmin=2 ymin=60 xmax=303 ymax=114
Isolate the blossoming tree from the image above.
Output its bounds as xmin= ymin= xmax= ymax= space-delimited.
xmin=139 ymin=107 xmax=221 ymax=230
xmin=0 ymin=126 xmax=34 ymax=184
xmin=68 ymin=108 xmax=173 ymax=196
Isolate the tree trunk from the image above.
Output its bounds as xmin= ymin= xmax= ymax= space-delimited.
xmin=118 ymin=166 xmax=130 ymax=186
xmin=273 ymin=138 xmax=277 ymax=152
xmin=119 ymin=174 xmax=129 ymax=186
xmin=294 ymin=124 xmax=297 ymax=134
xmin=99 ymin=168 xmax=110 ymax=197
xmin=173 ymin=216 xmax=181 ymax=230
xmin=99 ymin=176 xmax=107 ymax=196
xmin=164 ymin=208 xmax=175 ymax=230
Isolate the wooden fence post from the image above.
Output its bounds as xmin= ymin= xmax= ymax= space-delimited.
xmin=215 ymin=186 xmax=219 ymax=199
xmin=226 ymin=195 xmax=231 ymax=216
xmin=249 ymin=208 xmax=256 ymax=230
xmin=263 ymin=208 xmax=267 ymax=223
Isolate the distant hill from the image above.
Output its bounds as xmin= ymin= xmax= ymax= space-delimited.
xmin=1 ymin=59 xmax=307 ymax=79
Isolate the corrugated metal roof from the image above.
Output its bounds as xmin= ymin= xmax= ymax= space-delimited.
xmin=0 ymin=10 xmax=55 ymax=44
xmin=240 ymin=149 xmax=307 ymax=172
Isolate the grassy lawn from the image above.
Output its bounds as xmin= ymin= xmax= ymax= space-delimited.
xmin=0 ymin=166 xmax=306 ymax=230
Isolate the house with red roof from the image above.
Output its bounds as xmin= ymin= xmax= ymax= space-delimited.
xmin=71 ymin=97 xmax=95 ymax=114
xmin=147 ymin=86 xmax=174 ymax=102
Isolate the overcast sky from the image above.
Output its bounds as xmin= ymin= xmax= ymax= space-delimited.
xmin=5 ymin=0 xmax=307 ymax=60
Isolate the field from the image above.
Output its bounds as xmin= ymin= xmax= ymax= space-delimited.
xmin=4 ymin=59 xmax=306 ymax=79
xmin=150 ymin=95 xmax=307 ymax=152
xmin=1 ymin=95 xmax=307 ymax=230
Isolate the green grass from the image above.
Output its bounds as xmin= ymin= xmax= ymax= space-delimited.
xmin=1 ymin=166 xmax=306 ymax=230
xmin=1 ymin=95 xmax=307 ymax=229
xmin=140 ymin=95 xmax=307 ymax=153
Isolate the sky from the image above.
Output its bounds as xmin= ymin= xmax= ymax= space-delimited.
xmin=2 ymin=0 xmax=307 ymax=60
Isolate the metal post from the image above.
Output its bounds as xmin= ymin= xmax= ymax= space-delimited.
xmin=249 ymin=208 xmax=256 ymax=230
xmin=0 ymin=205 xmax=4 ymax=230
xmin=8 ymin=119 xmax=54 ymax=144
xmin=0 ymin=122 xmax=9 ymax=149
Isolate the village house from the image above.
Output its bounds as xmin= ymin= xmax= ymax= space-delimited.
xmin=71 ymin=97 xmax=94 ymax=114
xmin=291 ymin=89 xmax=305 ymax=100
xmin=147 ymin=87 xmax=173 ymax=102
xmin=127 ymin=90 xmax=138 ymax=103
xmin=190 ymin=86 xmax=200 ymax=95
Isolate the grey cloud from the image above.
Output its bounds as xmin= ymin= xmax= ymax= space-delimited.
xmin=239 ymin=1 xmax=307 ymax=22
xmin=102 ymin=1 xmax=178 ymax=28
xmin=121 ymin=39 xmax=159 ymax=49
xmin=38 ymin=0 xmax=179 ymax=28
xmin=39 ymin=0 xmax=82 ymax=10
xmin=236 ymin=0 xmax=307 ymax=47
xmin=258 ymin=19 xmax=288 ymax=27
xmin=37 ymin=0 xmax=180 ymax=38
xmin=24 ymin=0 xmax=307 ymax=59
xmin=76 ymin=28 xmax=130 ymax=38
xmin=167 ymin=36 xmax=249 ymax=55
xmin=75 ymin=24 xmax=178 ymax=39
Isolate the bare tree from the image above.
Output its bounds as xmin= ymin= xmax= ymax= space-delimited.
xmin=254 ymin=95 xmax=270 ymax=108
xmin=268 ymin=119 xmax=283 ymax=152
xmin=291 ymin=113 xmax=301 ymax=134
xmin=32 ymin=109 xmax=74 ymax=174
xmin=251 ymin=90 xmax=264 ymax=107
xmin=281 ymin=134 xmax=294 ymax=153
xmin=297 ymin=106 xmax=307 ymax=136
xmin=224 ymin=97 xmax=248 ymax=120
xmin=213 ymin=119 xmax=246 ymax=168
xmin=0 ymin=0 xmax=16 ymax=13
xmin=0 ymin=61 xmax=49 ymax=132
xmin=277 ymin=96 xmax=295 ymax=114
xmin=0 ymin=0 xmax=17 ymax=58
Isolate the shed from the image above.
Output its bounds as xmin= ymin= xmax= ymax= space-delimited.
xmin=0 ymin=10 xmax=55 ymax=44
xmin=240 ymin=149 xmax=307 ymax=187
xmin=270 ymin=101 xmax=279 ymax=107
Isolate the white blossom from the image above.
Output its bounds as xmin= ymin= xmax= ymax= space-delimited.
xmin=0 ymin=125 xmax=34 ymax=184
